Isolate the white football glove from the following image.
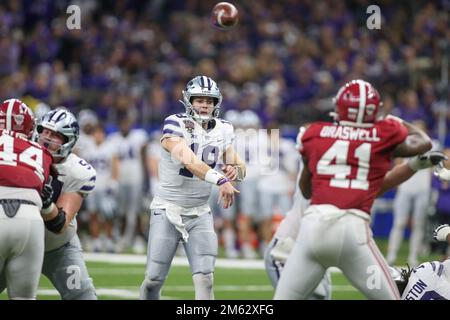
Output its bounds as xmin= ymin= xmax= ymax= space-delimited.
xmin=408 ymin=151 xmax=448 ymax=171
xmin=434 ymin=162 xmax=450 ymax=181
xmin=433 ymin=224 xmax=450 ymax=242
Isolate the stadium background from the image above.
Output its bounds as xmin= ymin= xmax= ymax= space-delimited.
xmin=0 ymin=0 xmax=449 ymax=299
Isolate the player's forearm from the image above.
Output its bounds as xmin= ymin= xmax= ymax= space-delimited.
xmin=393 ymin=121 xmax=432 ymax=157
xmin=55 ymin=193 xmax=83 ymax=231
xmin=223 ymin=146 xmax=246 ymax=180
xmin=164 ymin=137 xmax=229 ymax=184
xmin=41 ymin=203 xmax=59 ymax=221
xmin=185 ymin=161 xmax=216 ymax=180
xmin=175 ymin=144 xmax=212 ymax=179
xmin=378 ymin=163 xmax=415 ymax=196
xmin=41 ymin=203 xmax=67 ymax=234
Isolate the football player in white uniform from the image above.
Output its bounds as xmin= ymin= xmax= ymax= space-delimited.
xmin=107 ymin=115 xmax=148 ymax=253
xmin=389 ymin=224 xmax=450 ymax=300
xmin=83 ymin=124 xmax=120 ymax=252
xmin=264 ymin=127 xmax=331 ymax=299
xmin=146 ymin=132 xmax=163 ymax=198
xmin=34 ymin=108 xmax=97 ymax=300
xmin=140 ymin=75 xmax=245 ymax=300
xmin=233 ymin=110 xmax=263 ymax=259
xmin=73 ymin=109 xmax=98 ymax=157
xmin=257 ymin=127 xmax=298 ymax=253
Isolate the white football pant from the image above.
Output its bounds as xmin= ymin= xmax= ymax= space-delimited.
xmin=0 ymin=203 xmax=44 ymax=299
xmin=387 ymin=190 xmax=429 ymax=266
xmin=274 ymin=205 xmax=400 ymax=300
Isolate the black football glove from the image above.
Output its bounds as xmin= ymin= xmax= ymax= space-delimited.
xmin=41 ymin=176 xmax=54 ymax=210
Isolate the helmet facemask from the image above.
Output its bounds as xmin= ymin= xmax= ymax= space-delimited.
xmin=180 ymin=76 xmax=223 ymax=123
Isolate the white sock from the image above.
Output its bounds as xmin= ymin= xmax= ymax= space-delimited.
xmin=192 ymin=273 xmax=214 ymax=300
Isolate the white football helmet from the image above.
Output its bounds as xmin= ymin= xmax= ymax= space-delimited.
xmin=34 ymin=108 xmax=80 ymax=158
xmin=180 ymin=75 xmax=222 ymax=122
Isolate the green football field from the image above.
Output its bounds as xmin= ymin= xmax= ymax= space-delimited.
xmin=0 ymin=238 xmax=442 ymax=300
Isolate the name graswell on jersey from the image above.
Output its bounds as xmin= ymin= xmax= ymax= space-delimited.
xmin=404 ymin=279 xmax=427 ymax=300
xmin=320 ymin=126 xmax=381 ymax=142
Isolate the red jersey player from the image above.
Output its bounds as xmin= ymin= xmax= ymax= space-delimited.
xmin=275 ymin=79 xmax=432 ymax=300
xmin=0 ymin=99 xmax=53 ymax=299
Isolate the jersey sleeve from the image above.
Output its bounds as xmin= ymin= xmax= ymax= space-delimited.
xmin=299 ymin=123 xmax=320 ymax=157
xmin=161 ymin=115 xmax=185 ymax=140
xmin=64 ymin=158 xmax=97 ymax=196
xmin=378 ymin=119 xmax=409 ymax=150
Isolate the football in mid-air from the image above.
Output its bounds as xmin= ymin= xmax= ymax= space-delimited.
xmin=211 ymin=2 xmax=239 ymax=30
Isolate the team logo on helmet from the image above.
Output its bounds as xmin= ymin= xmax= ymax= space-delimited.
xmin=14 ymin=114 xmax=24 ymax=125
xmin=0 ymin=99 xmax=35 ymax=137
xmin=333 ymin=79 xmax=382 ymax=127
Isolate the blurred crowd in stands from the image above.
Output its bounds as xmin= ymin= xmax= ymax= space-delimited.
xmin=0 ymin=0 xmax=448 ymax=140
xmin=0 ymin=0 xmax=449 ymax=258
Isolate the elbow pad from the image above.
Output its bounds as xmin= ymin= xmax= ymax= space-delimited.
xmin=44 ymin=207 xmax=67 ymax=234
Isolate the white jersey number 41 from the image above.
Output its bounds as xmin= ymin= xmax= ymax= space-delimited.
xmin=317 ymin=140 xmax=371 ymax=190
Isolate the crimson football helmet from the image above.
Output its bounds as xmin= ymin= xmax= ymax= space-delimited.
xmin=0 ymin=99 xmax=35 ymax=138
xmin=332 ymin=79 xmax=382 ymax=126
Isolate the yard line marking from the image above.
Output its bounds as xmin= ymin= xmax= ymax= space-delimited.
xmin=84 ymin=253 xmax=348 ymax=271
xmin=331 ymin=285 xmax=359 ymax=292
xmin=163 ymin=285 xmax=274 ymax=291
xmin=37 ymin=288 xmax=139 ymax=299
xmin=34 ymin=285 xmax=356 ymax=299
